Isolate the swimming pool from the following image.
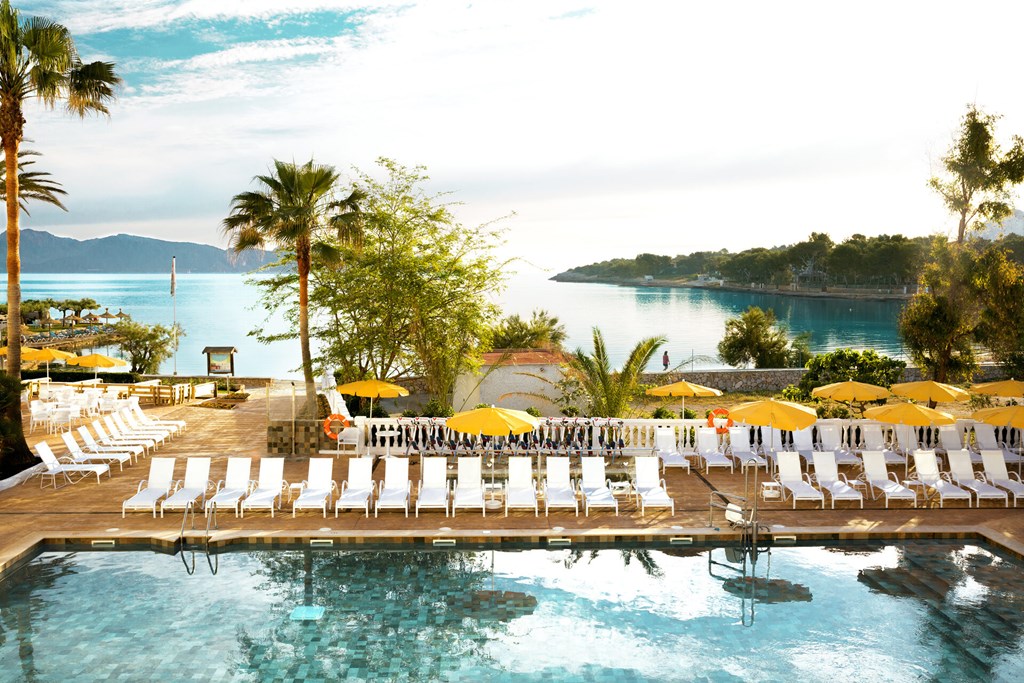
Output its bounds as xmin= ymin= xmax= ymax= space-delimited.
xmin=0 ymin=542 xmax=1021 ymax=681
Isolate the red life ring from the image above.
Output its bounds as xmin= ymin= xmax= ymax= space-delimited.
xmin=323 ymin=414 xmax=350 ymax=440
xmin=707 ymin=408 xmax=733 ymax=435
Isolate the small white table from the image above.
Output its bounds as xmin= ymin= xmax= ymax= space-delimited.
xmin=761 ymin=481 xmax=783 ymax=501
xmin=376 ymin=429 xmax=399 ymax=457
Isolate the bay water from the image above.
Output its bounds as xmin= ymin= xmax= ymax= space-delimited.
xmin=3 ymin=271 xmax=905 ymax=378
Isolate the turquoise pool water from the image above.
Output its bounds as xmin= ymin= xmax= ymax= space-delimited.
xmin=0 ymin=542 xmax=1021 ymax=681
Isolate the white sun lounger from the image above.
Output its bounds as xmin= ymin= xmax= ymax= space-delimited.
xmin=416 ymin=457 xmax=449 ymax=517
xmin=654 ymin=426 xmax=691 ymax=472
xmin=504 ymin=456 xmax=538 ymax=516
xmin=109 ymin=413 xmax=167 ymax=446
xmin=119 ymin=408 xmax=176 ymax=440
xmin=633 ymin=456 xmax=674 ymax=516
xmin=696 ymin=428 xmax=734 ymax=474
xmin=862 ymin=424 xmax=905 ymax=466
xmin=93 ymin=419 xmax=154 ymax=453
xmin=818 ymin=424 xmax=860 ymax=466
xmin=60 ymin=430 xmax=132 ymax=471
xmin=35 ymin=441 xmax=109 ymax=488
xmin=972 ymin=424 xmax=1024 ymax=465
xmin=543 ymin=457 xmax=578 ymax=516
xmin=911 ymin=450 xmax=972 ymax=508
xmin=580 ymin=457 xmax=618 ymax=516
xmin=811 ymin=451 xmax=863 ymax=509
xmin=293 ymin=458 xmax=337 ymax=518
xmin=375 ymin=457 xmax=410 ymax=517
xmin=129 ymin=404 xmax=185 ymax=434
xmin=981 ymin=450 xmax=1024 ymax=507
xmin=792 ymin=428 xmax=816 ymax=460
xmin=77 ymin=426 xmax=143 ymax=463
xmin=894 ymin=424 xmax=921 ymax=456
xmin=947 ymin=449 xmax=1008 ymax=507
xmin=935 ymin=424 xmax=964 ymax=455
xmin=452 ymin=457 xmax=485 ymax=517
xmin=860 ymin=451 xmax=917 ymax=507
xmin=241 ymin=458 xmax=286 ymax=518
xmin=206 ymin=457 xmax=252 ymax=517
xmin=775 ymin=451 xmax=824 ymax=509
xmin=335 ymin=457 xmax=375 ymax=517
xmin=161 ymin=457 xmax=212 ymax=517
xmin=122 ymin=457 xmax=176 ymax=517
xmin=727 ymin=426 xmax=768 ymax=471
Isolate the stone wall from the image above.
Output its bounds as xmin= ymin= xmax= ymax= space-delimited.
xmin=267 ymin=419 xmax=323 ymax=456
xmin=143 ymin=374 xmax=273 ymax=388
xmin=644 ymin=364 xmax=1007 ymax=393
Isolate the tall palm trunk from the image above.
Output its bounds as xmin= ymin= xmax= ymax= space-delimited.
xmin=297 ymin=251 xmax=316 ymax=417
xmin=4 ymin=136 xmax=20 ymax=376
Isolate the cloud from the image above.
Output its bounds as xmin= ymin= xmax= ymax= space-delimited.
xmin=18 ymin=1 xmax=1024 ymax=270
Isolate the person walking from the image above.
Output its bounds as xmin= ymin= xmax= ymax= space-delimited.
xmin=662 ymin=351 xmax=669 ymax=371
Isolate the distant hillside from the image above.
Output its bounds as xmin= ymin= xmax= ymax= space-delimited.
xmin=0 ymin=230 xmax=277 ymax=273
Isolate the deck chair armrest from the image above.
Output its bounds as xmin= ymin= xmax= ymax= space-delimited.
xmin=281 ymin=479 xmax=290 ymax=492
xmin=170 ymin=480 xmax=182 ymax=493
xmin=405 ymin=481 xmax=411 ymax=493
xmin=888 ymin=472 xmax=900 ymax=484
xmin=802 ymin=473 xmax=814 ymax=485
xmin=297 ymin=479 xmax=309 ymax=493
xmin=838 ymin=473 xmax=851 ymax=484
xmin=340 ymin=480 xmax=349 ymax=494
xmin=136 ymin=480 xmax=148 ymax=493
xmin=331 ymin=480 xmax=338 ymax=493
xmin=1011 ymin=472 xmax=1023 ymax=483
xmin=659 ymin=477 xmax=667 ymax=489
xmin=214 ymin=479 xmax=226 ymax=493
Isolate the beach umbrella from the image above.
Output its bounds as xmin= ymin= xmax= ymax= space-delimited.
xmin=971 ymin=379 xmax=1024 ymax=398
xmin=335 ymin=378 xmax=409 ymax=417
xmin=115 ymin=308 xmax=131 ymax=319
xmin=646 ymin=379 xmax=722 ymax=417
xmin=811 ymin=381 xmax=891 ymax=402
xmin=446 ymin=405 xmax=541 ymax=437
xmin=25 ymin=347 xmax=75 ymax=379
xmin=98 ymin=308 xmax=118 ymax=321
xmin=65 ymin=352 xmax=129 ymax=379
xmin=727 ymin=398 xmax=817 ymax=452
xmin=863 ymin=402 xmax=955 ymax=427
xmin=890 ymin=380 xmax=969 ymax=404
xmin=972 ymin=405 xmax=1024 ymax=430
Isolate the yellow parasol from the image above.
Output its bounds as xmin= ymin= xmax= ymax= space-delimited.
xmin=971 ymin=379 xmax=1024 ymax=398
xmin=811 ymin=381 xmax=891 ymax=402
xmin=646 ymin=379 xmax=722 ymax=417
xmin=863 ymin=402 xmax=955 ymax=427
xmin=890 ymin=380 xmax=969 ymax=404
xmin=65 ymin=352 xmax=129 ymax=379
xmin=26 ymin=347 xmax=76 ymax=379
xmin=972 ymin=405 xmax=1024 ymax=430
xmin=336 ymin=378 xmax=409 ymax=417
xmin=446 ymin=405 xmax=541 ymax=437
xmin=727 ymin=398 xmax=817 ymax=452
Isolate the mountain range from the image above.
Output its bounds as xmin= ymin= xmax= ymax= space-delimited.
xmin=0 ymin=230 xmax=277 ymax=273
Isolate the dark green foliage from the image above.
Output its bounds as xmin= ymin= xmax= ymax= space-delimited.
xmin=560 ymin=405 xmax=580 ymax=417
xmin=315 ymin=393 xmax=331 ymax=420
xmin=797 ymin=349 xmax=905 ymax=396
xmin=0 ymin=372 xmax=34 ymax=477
xmin=717 ymin=306 xmax=808 ymax=369
xmin=489 ymin=309 xmax=567 ymax=350
xmin=651 ymin=406 xmax=675 ymax=420
xmin=683 ymin=407 xmax=697 ymax=420
xmin=421 ymin=399 xmax=454 ymax=418
xmin=525 ymin=406 xmax=541 ymax=417
xmin=473 ymin=403 xmax=490 ymax=409
xmin=21 ymin=370 xmax=140 ymax=383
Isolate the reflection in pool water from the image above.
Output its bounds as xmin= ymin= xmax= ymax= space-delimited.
xmin=0 ymin=542 xmax=1021 ymax=681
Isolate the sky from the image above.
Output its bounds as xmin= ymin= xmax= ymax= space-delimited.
xmin=16 ymin=0 xmax=1024 ymax=273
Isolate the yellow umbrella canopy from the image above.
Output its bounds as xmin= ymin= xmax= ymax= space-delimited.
xmin=727 ymin=398 xmax=817 ymax=431
xmin=890 ymin=380 xmax=969 ymax=403
xmin=446 ymin=406 xmax=541 ymax=436
xmin=972 ymin=405 xmax=1024 ymax=429
xmin=29 ymin=348 xmax=76 ymax=363
xmin=863 ymin=402 xmax=955 ymax=427
xmin=971 ymin=379 xmax=1024 ymax=397
xmin=66 ymin=352 xmax=129 ymax=379
xmin=336 ymin=378 xmax=409 ymax=416
xmin=646 ymin=379 xmax=722 ymax=416
xmin=811 ymin=381 xmax=891 ymax=402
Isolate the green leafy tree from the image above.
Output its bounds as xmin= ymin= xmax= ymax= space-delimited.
xmin=490 ymin=309 xmax=567 ymax=350
xmin=789 ymin=348 xmax=906 ymax=414
xmin=565 ymin=327 xmax=665 ymax=417
xmin=115 ymin=320 xmax=183 ymax=373
xmin=223 ymin=159 xmax=362 ymax=414
xmin=718 ymin=306 xmax=807 ymax=368
xmin=0 ymin=0 xmax=119 ymax=377
xmin=929 ymin=105 xmax=1024 ymax=244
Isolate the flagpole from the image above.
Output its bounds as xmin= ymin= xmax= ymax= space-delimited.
xmin=171 ymin=255 xmax=177 ymax=375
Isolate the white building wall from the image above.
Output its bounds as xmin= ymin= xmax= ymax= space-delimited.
xmin=453 ymin=362 xmax=564 ymax=414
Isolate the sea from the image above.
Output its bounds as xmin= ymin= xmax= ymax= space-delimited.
xmin=2 ymin=272 xmax=906 ymax=378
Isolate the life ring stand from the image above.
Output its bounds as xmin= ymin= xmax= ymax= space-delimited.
xmin=707 ymin=407 xmax=733 ymax=435
xmin=323 ymin=414 xmax=350 ymax=440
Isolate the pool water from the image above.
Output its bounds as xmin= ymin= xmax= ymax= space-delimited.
xmin=0 ymin=542 xmax=1022 ymax=681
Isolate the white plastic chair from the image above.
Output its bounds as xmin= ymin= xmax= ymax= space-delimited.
xmin=162 ymin=457 xmax=212 ymax=517
xmin=452 ymin=457 xmax=485 ymax=517
xmin=775 ymin=451 xmax=824 ymax=509
xmin=860 ymin=451 xmax=917 ymax=508
xmin=981 ymin=450 xmax=1024 ymax=507
xmin=416 ymin=457 xmax=449 ymax=517
xmin=241 ymin=458 xmax=287 ymax=517
xmin=504 ymin=456 xmax=538 ymax=516
xmin=947 ymin=449 xmax=1007 ymax=507
xmin=61 ymin=429 xmax=132 ymax=471
xmin=122 ymin=458 xmax=176 ymax=517
xmin=696 ymin=428 xmax=734 ymax=474
xmin=811 ymin=451 xmax=863 ymax=509
xmin=727 ymin=426 xmax=768 ymax=471
xmin=911 ymin=450 xmax=972 ymax=508
xmin=580 ymin=457 xmax=618 ymax=516
xmin=206 ymin=457 xmax=252 ymax=517
xmin=375 ymin=457 xmax=411 ymax=517
xmin=35 ymin=441 xmax=109 ymax=488
xmin=335 ymin=457 xmax=375 ymax=517
xmin=654 ymin=426 xmax=690 ymax=472
xmin=293 ymin=458 xmax=337 ymax=518
xmin=633 ymin=456 xmax=674 ymax=516
xmin=543 ymin=457 xmax=578 ymax=516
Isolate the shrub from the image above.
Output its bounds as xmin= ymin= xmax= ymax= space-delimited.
xmin=651 ymin=406 xmax=675 ymax=420
xmin=525 ymin=406 xmax=541 ymax=417
xmin=421 ymin=399 xmax=454 ymax=418
xmin=316 ymin=393 xmax=331 ymax=420
xmin=683 ymin=407 xmax=697 ymax=420
xmin=401 ymin=409 xmax=418 ymax=418
xmin=474 ymin=402 xmax=490 ymax=409
xmin=560 ymin=405 xmax=579 ymax=417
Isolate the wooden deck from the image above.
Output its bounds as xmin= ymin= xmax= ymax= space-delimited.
xmin=1 ymin=394 xmax=1023 ymax=573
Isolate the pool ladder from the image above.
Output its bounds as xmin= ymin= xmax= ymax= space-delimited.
xmin=178 ymin=502 xmax=218 ymax=575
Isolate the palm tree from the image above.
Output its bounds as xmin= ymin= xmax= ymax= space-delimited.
xmin=566 ymin=327 xmax=666 ymax=417
xmin=0 ymin=150 xmax=68 ymax=214
xmin=224 ymin=159 xmax=361 ymax=413
xmin=0 ymin=0 xmax=120 ymax=377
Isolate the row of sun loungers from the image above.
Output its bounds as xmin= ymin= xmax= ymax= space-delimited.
xmin=112 ymin=455 xmax=676 ymax=520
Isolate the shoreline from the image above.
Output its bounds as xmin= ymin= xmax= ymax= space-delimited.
xmin=550 ymin=274 xmax=912 ymax=302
